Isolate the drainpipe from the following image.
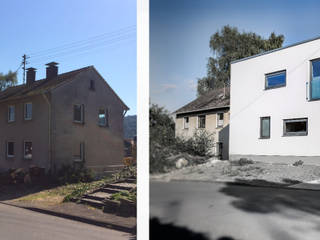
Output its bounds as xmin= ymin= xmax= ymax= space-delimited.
xmin=42 ymin=92 xmax=52 ymax=174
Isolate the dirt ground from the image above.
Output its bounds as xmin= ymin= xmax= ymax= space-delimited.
xmin=151 ymin=160 xmax=320 ymax=185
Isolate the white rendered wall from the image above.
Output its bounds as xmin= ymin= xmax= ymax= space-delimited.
xmin=230 ymin=38 xmax=320 ymax=157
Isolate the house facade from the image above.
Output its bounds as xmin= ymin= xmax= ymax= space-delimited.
xmin=230 ymin=37 xmax=320 ymax=165
xmin=174 ymin=88 xmax=230 ymax=159
xmin=0 ymin=63 xmax=128 ymax=173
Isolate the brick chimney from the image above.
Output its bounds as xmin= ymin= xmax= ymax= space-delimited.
xmin=46 ymin=62 xmax=59 ymax=79
xmin=26 ymin=67 xmax=36 ymax=86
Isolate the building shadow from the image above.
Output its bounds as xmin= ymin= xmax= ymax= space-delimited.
xmin=219 ymin=179 xmax=320 ymax=215
xmin=150 ymin=217 xmax=211 ymax=240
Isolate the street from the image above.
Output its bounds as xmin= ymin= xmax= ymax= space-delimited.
xmin=150 ymin=180 xmax=320 ymax=240
xmin=0 ymin=203 xmax=131 ymax=240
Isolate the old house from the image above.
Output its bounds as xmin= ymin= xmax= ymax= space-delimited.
xmin=230 ymin=36 xmax=320 ymax=164
xmin=0 ymin=62 xmax=128 ymax=173
xmin=174 ymin=88 xmax=230 ymax=159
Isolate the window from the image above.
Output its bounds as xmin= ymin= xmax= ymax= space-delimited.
xmin=7 ymin=142 xmax=14 ymax=157
xmin=89 ymin=80 xmax=95 ymax=90
xmin=310 ymin=59 xmax=320 ymax=100
xmin=217 ymin=113 xmax=224 ymax=127
xmin=183 ymin=117 xmax=189 ymax=129
xmin=283 ymin=118 xmax=308 ymax=136
xmin=265 ymin=70 xmax=286 ymax=89
xmin=74 ymin=142 xmax=85 ymax=162
xmin=260 ymin=117 xmax=270 ymax=139
xmin=24 ymin=103 xmax=32 ymax=120
xmin=73 ymin=104 xmax=84 ymax=123
xmin=98 ymin=108 xmax=108 ymax=126
xmin=8 ymin=105 xmax=15 ymax=122
xmin=24 ymin=142 xmax=32 ymax=159
xmin=198 ymin=115 xmax=206 ymax=129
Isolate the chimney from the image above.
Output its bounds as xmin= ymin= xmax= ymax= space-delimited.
xmin=26 ymin=67 xmax=36 ymax=86
xmin=46 ymin=62 xmax=59 ymax=79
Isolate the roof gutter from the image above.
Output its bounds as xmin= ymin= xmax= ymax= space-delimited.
xmin=174 ymin=105 xmax=230 ymax=116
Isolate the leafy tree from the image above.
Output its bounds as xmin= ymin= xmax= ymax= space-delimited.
xmin=0 ymin=71 xmax=18 ymax=91
xmin=197 ymin=26 xmax=284 ymax=96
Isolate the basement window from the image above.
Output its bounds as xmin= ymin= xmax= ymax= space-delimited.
xmin=198 ymin=115 xmax=206 ymax=129
xmin=7 ymin=142 xmax=14 ymax=157
xmin=24 ymin=142 xmax=32 ymax=160
xmin=260 ymin=117 xmax=270 ymax=139
xmin=74 ymin=142 xmax=85 ymax=162
xmin=265 ymin=70 xmax=286 ymax=89
xmin=217 ymin=113 xmax=224 ymax=128
xmin=183 ymin=117 xmax=189 ymax=129
xmin=283 ymin=118 xmax=308 ymax=136
xmin=73 ymin=104 xmax=84 ymax=123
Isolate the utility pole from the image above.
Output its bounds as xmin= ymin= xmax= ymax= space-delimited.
xmin=22 ymin=54 xmax=29 ymax=84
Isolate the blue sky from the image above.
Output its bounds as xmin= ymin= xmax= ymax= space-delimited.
xmin=150 ymin=0 xmax=320 ymax=112
xmin=0 ymin=0 xmax=136 ymax=115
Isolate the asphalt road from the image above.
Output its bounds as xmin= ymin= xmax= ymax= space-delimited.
xmin=150 ymin=181 xmax=320 ymax=240
xmin=0 ymin=203 xmax=131 ymax=240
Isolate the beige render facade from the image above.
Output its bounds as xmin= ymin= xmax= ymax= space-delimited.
xmin=174 ymin=88 xmax=230 ymax=159
xmin=0 ymin=64 xmax=128 ymax=173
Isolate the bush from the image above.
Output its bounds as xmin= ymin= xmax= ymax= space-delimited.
xmin=113 ymin=165 xmax=137 ymax=181
xmin=293 ymin=160 xmax=304 ymax=166
xmin=57 ymin=163 xmax=95 ymax=184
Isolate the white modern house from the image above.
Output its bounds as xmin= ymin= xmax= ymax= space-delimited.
xmin=230 ymin=36 xmax=320 ymax=165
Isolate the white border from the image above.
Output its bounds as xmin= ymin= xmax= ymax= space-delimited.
xmin=137 ymin=0 xmax=149 ymax=239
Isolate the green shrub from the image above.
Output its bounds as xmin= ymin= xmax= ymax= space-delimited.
xmin=113 ymin=165 xmax=137 ymax=181
xmin=57 ymin=163 xmax=95 ymax=184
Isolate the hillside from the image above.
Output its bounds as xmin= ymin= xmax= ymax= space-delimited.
xmin=124 ymin=115 xmax=137 ymax=139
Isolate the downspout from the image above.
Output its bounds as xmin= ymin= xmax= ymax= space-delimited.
xmin=42 ymin=92 xmax=52 ymax=173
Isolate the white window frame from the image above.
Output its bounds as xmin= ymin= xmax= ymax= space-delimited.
xmin=24 ymin=141 xmax=33 ymax=160
xmin=98 ymin=108 xmax=107 ymax=127
xmin=216 ymin=112 xmax=224 ymax=128
xmin=24 ymin=102 xmax=32 ymax=120
xmin=183 ymin=116 xmax=189 ymax=129
xmin=7 ymin=142 xmax=14 ymax=158
xmin=73 ymin=104 xmax=84 ymax=123
xmin=8 ymin=105 xmax=15 ymax=122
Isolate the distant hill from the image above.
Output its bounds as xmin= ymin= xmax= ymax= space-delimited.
xmin=124 ymin=115 xmax=137 ymax=139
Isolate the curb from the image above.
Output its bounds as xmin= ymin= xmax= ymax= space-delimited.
xmin=0 ymin=202 xmax=136 ymax=234
xmin=156 ymin=178 xmax=320 ymax=191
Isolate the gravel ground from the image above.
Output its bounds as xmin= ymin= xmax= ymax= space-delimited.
xmin=150 ymin=160 xmax=320 ymax=185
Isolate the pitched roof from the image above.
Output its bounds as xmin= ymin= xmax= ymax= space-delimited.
xmin=0 ymin=66 xmax=92 ymax=102
xmin=0 ymin=66 xmax=129 ymax=110
xmin=174 ymin=87 xmax=230 ymax=115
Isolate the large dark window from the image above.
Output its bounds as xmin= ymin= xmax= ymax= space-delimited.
xmin=98 ymin=108 xmax=108 ymax=127
xmin=73 ymin=104 xmax=84 ymax=123
xmin=24 ymin=103 xmax=32 ymax=120
xmin=283 ymin=118 xmax=308 ymax=136
xmin=265 ymin=70 xmax=286 ymax=89
xmin=260 ymin=117 xmax=270 ymax=139
xmin=310 ymin=59 xmax=320 ymax=100
xmin=7 ymin=142 xmax=14 ymax=157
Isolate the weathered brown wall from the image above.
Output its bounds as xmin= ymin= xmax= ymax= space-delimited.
xmin=0 ymin=95 xmax=49 ymax=171
xmin=51 ymin=69 xmax=126 ymax=173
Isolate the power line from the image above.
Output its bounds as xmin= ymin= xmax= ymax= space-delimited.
xmin=28 ymin=26 xmax=136 ymax=58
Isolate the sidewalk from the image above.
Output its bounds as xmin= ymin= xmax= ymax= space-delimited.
xmin=1 ymin=201 xmax=136 ymax=234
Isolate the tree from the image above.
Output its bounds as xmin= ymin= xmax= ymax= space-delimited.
xmin=0 ymin=71 xmax=18 ymax=91
xmin=197 ymin=26 xmax=284 ymax=96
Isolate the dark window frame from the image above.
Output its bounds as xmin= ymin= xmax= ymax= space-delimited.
xmin=73 ymin=104 xmax=84 ymax=124
xmin=265 ymin=70 xmax=286 ymax=90
xmin=198 ymin=115 xmax=206 ymax=129
xmin=24 ymin=141 xmax=33 ymax=160
xmin=283 ymin=118 xmax=308 ymax=137
xmin=217 ymin=112 xmax=224 ymax=128
xmin=260 ymin=116 xmax=270 ymax=139
xmin=8 ymin=105 xmax=15 ymax=123
xmin=98 ymin=108 xmax=109 ymax=127
xmin=24 ymin=102 xmax=32 ymax=120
